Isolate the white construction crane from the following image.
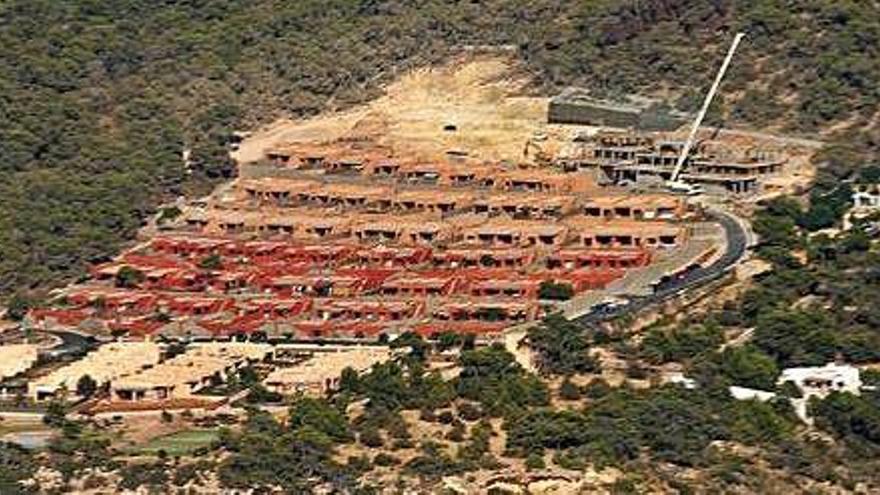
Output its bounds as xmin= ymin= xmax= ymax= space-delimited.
xmin=666 ymin=32 xmax=746 ymax=195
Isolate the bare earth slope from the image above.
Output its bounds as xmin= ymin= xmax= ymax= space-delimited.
xmin=234 ymin=56 xmax=557 ymax=164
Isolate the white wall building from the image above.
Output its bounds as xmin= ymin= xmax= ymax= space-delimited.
xmin=728 ymin=363 xmax=864 ymax=424
xmin=778 ymin=362 xmax=862 ymax=423
xmin=729 ymin=385 xmax=776 ymax=402
xmin=778 ymin=362 xmax=861 ymax=397
xmin=852 ymin=184 xmax=880 ymax=209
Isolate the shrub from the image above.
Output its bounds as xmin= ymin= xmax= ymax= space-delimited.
xmin=359 ymin=428 xmax=384 ymax=449
xmin=437 ymin=411 xmax=455 ymax=425
xmin=115 ymin=266 xmax=145 ymax=288
xmin=76 ymin=374 xmax=98 ymax=398
xmin=446 ymin=421 xmax=466 ymax=442
xmin=582 ymin=378 xmax=613 ymax=399
xmin=528 ymin=314 xmax=598 ymax=375
xmin=457 ymin=402 xmax=483 ymax=422
xmin=538 ymin=281 xmax=575 ymax=301
xmin=559 ymin=377 xmax=581 ymax=401
xmin=525 ymin=451 xmax=546 ymax=470
xmin=374 ymin=452 xmax=399 ymax=467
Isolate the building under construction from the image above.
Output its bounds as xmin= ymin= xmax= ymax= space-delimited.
xmin=548 ymin=88 xmax=691 ymax=132
xmin=557 ymin=130 xmax=786 ymax=194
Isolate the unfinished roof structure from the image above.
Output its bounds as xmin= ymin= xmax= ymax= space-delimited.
xmin=559 ymin=130 xmax=787 ymax=194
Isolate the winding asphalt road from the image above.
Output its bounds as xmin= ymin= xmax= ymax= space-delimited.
xmin=575 ymin=207 xmax=750 ymax=325
xmin=43 ymin=329 xmax=97 ymax=357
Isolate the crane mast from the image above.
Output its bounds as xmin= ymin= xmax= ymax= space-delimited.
xmin=668 ymin=32 xmax=746 ymax=190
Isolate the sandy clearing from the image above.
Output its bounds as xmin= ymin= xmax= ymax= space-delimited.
xmin=233 ymin=55 xmax=559 ymax=165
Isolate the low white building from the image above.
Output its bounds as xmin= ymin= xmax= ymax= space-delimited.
xmin=852 ymin=184 xmax=880 ymax=209
xmin=664 ymin=371 xmax=697 ymax=389
xmin=778 ymin=362 xmax=861 ymax=397
xmin=727 ymin=363 xmax=864 ymax=424
xmin=729 ymin=385 xmax=776 ymax=402
xmin=778 ymin=362 xmax=862 ymax=423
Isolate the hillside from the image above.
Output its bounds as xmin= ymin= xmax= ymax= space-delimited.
xmin=1 ymin=0 xmax=879 ymax=304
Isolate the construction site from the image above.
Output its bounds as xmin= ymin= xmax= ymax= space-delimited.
xmin=26 ymin=149 xmax=704 ymax=342
xmin=5 ymin=50 xmax=818 ymax=416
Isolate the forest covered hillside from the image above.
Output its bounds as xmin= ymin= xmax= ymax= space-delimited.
xmin=1 ymin=0 xmax=879 ymax=302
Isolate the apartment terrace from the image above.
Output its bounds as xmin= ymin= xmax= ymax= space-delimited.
xmin=239 ymin=177 xmax=319 ymax=206
xmin=547 ymin=247 xmax=652 ymax=270
xmin=264 ymin=143 xmax=339 ymax=168
xmin=379 ymin=271 xmax=461 ymax=297
xmin=574 ymin=131 xmax=786 ymax=193
xmin=431 ymin=248 xmax=536 ymax=269
xmin=29 ymin=139 xmax=712 ymax=341
xmin=92 ymin=253 xmax=193 ymax=275
xmin=258 ymin=274 xmax=372 ymax=297
xmin=432 ymin=301 xmax=539 ymax=323
xmin=467 ymin=277 xmax=544 ymax=298
xmin=197 ymin=209 xmax=355 ymax=240
xmin=462 ymin=220 xmax=569 ymax=248
xmin=32 ymin=210 xmax=692 ymax=337
xmin=265 ymin=142 xmax=392 ymax=172
xmin=582 ymin=194 xmax=684 ymax=220
xmin=149 ymin=236 xmax=233 ymax=258
xmin=283 ymin=244 xmax=359 ymax=264
xmin=313 ymin=299 xmax=423 ymax=322
xmin=288 ymin=320 xmax=387 ymax=339
xmin=305 ymin=183 xmax=393 ymax=210
xmin=564 ymin=218 xmax=686 ymax=249
xmin=507 ymin=168 xmax=596 ymax=192
xmin=66 ymin=288 xmax=161 ymax=314
xmin=353 ymin=216 xmax=458 ymax=245
xmin=392 ymin=189 xmax=475 ymax=214
xmin=354 ymin=245 xmax=433 ymax=267
xmin=474 ymin=192 xmax=579 ymax=219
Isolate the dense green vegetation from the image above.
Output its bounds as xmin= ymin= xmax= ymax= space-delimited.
xmin=505 ymin=385 xmax=795 ymax=467
xmin=730 ymin=197 xmax=880 ymax=368
xmin=2 ymin=0 xmax=880 ymax=301
xmin=0 ymin=443 xmax=35 ymax=494
xmin=812 ymin=390 xmax=880 ymax=455
xmin=640 ymin=322 xmax=723 ymax=364
xmin=218 ymin=403 xmax=357 ymax=492
xmin=528 ymin=313 xmax=599 ymax=375
xmin=3 ymin=305 xmax=880 ymax=491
